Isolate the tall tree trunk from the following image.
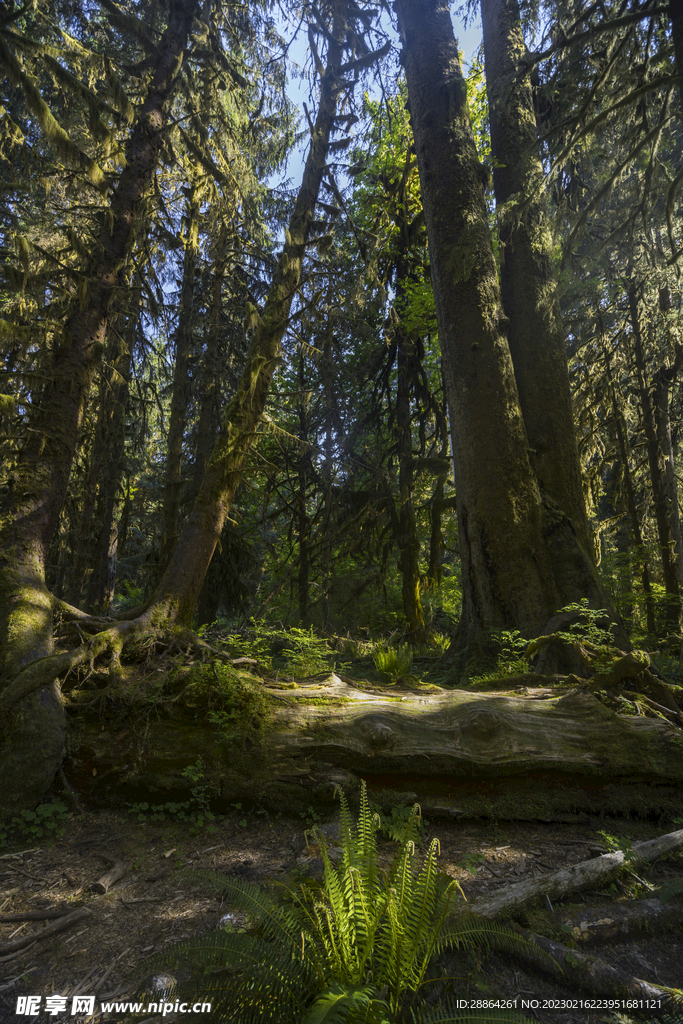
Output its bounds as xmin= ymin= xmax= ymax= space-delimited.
xmin=193 ymin=251 xmax=228 ymax=627
xmin=158 ymin=187 xmax=201 ymax=575
xmin=396 ymin=0 xmax=619 ymax=646
xmin=0 ymin=0 xmax=196 ymax=816
xmin=86 ymin=302 xmax=137 ymax=613
xmin=629 ymin=282 xmax=682 ymax=629
xmin=653 ymin=349 xmax=683 ymax=625
xmin=321 ymin=333 xmax=334 ymax=632
xmin=395 ymin=0 xmax=557 ymax=640
xmin=144 ymin=2 xmax=353 ymax=627
xmin=605 ymin=353 xmax=656 ymax=634
xmin=193 ymin=251 xmax=226 ymax=497
xmin=395 ymin=314 xmax=427 ymax=643
xmin=481 ymin=0 xmax=592 ymax=557
xmin=297 ymin=350 xmax=311 ymax=626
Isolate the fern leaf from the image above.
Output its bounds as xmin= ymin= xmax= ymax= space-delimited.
xmin=186 ymin=871 xmax=304 ymax=953
xmin=654 ymin=876 xmax=683 ymax=904
xmin=414 ymin=1006 xmax=537 ymax=1024
xmin=304 ymin=984 xmax=389 ymax=1024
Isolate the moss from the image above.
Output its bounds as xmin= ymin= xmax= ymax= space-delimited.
xmin=283 ymin=694 xmax=351 ymax=707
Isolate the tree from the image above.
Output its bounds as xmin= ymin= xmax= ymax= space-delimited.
xmin=0 ymin=0 xmax=391 ymax=816
xmin=394 ymin=0 xmax=618 ymax=651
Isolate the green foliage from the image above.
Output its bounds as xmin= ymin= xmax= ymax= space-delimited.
xmin=467 ymin=630 xmax=529 ymax=685
xmin=374 ymin=802 xmax=428 ymax=845
xmin=132 ymin=783 xmax=549 ymax=1022
xmin=597 ymin=830 xmax=636 ymax=864
xmin=373 ymin=643 xmax=413 ymax=684
xmin=550 ymin=600 xmax=616 ymax=648
xmin=0 ymin=800 xmax=69 ymax=847
xmin=127 ymin=758 xmax=218 ymax=834
xmin=113 ymin=580 xmax=145 ymax=614
xmin=653 ymin=877 xmax=683 ymax=904
xmin=455 ymin=853 xmax=485 ymax=877
xmin=178 ymin=661 xmax=269 ymax=738
xmin=282 ymin=627 xmax=335 ymax=678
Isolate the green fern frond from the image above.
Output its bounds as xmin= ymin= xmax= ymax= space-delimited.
xmin=414 ymin=1005 xmax=537 ymax=1024
xmin=133 ymin=930 xmax=316 ymax=1024
xmin=654 ymin=876 xmax=683 ymax=904
xmin=186 ymin=871 xmax=305 ymax=955
xmin=433 ymin=916 xmax=556 ymax=972
xmin=303 ymin=983 xmax=390 ymax=1024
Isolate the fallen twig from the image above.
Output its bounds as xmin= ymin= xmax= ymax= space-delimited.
xmin=0 ymin=908 xmax=91 ymax=956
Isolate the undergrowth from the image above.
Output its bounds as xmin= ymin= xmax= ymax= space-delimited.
xmin=129 ymin=783 xmax=547 ymax=1023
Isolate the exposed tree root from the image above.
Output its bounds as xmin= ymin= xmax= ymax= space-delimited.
xmin=0 ymin=602 xmax=238 ymax=713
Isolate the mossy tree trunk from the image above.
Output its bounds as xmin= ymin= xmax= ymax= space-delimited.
xmin=297 ymin=348 xmax=311 ymax=626
xmin=605 ymin=350 xmax=656 ymax=634
xmin=158 ymin=185 xmax=201 ymax=576
xmin=481 ymin=0 xmax=591 ymax=554
xmin=86 ymin=305 xmax=135 ymax=614
xmin=394 ymin=289 xmax=427 ymax=644
xmin=0 ymin=0 xmax=197 ymax=815
xmin=480 ymin=0 xmax=618 ymax=617
xmin=630 ymin=281 xmax=682 ymax=629
xmin=396 ymin=0 xmax=620 ymax=645
xmin=395 ymin=0 xmax=558 ymax=640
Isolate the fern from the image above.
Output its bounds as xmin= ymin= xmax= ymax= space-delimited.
xmin=654 ymin=877 xmax=683 ymax=904
xmin=128 ymin=783 xmax=552 ymax=1023
xmin=414 ymin=1007 xmax=536 ymax=1024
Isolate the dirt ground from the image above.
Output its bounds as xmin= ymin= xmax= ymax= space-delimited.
xmin=1 ymin=802 xmax=682 ymax=1024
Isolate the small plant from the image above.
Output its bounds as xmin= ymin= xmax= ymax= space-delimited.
xmin=376 ymin=802 xmax=429 ymax=844
xmin=373 ymin=642 xmax=413 ymax=684
xmin=282 ymin=626 xmax=334 ymax=678
xmin=457 ymin=852 xmax=486 ymax=876
xmin=128 ymin=762 xmax=217 ymax=834
xmin=1 ymin=800 xmax=69 ymax=846
xmin=132 ymin=783 xmax=551 ymax=1023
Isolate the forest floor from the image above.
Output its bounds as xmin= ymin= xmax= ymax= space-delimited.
xmin=1 ymin=802 xmax=682 ymax=1024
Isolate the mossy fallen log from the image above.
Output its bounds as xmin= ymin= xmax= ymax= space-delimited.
xmin=265 ymin=675 xmax=683 ymax=779
xmin=70 ymin=672 xmax=683 ymax=818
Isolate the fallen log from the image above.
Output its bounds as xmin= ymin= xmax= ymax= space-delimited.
xmin=90 ymin=857 xmax=129 ymax=894
xmin=266 ymin=677 xmax=683 ymax=778
xmin=73 ymin=671 xmax=683 ymax=818
xmin=464 ymin=829 xmax=683 ymax=919
xmin=510 ymin=923 xmax=682 ymax=1008
xmin=557 ymin=896 xmax=683 ymax=944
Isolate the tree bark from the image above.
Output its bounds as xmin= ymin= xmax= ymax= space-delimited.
xmin=396 ymin=0 xmax=623 ymax=647
xmin=158 ymin=187 xmax=201 ymax=576
xmin=395 ymin=314 xmax=427 ymax=643
xmin=395 ymin=0 xmax=559 ymax=641
xmin=481 ymin=0 xmax=592 ymax=557
xmin=87 ymin=298 xmax=137 ymax=614
xmin=604 ymin=351 xmax=656 ymax=634
xmin=297 ymin=349 xmax=311 ymax=626
xmin=629 ymin=281 xmax=682 ymax=628
xmin=0 ymin=0 xmax=196 ymax=816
